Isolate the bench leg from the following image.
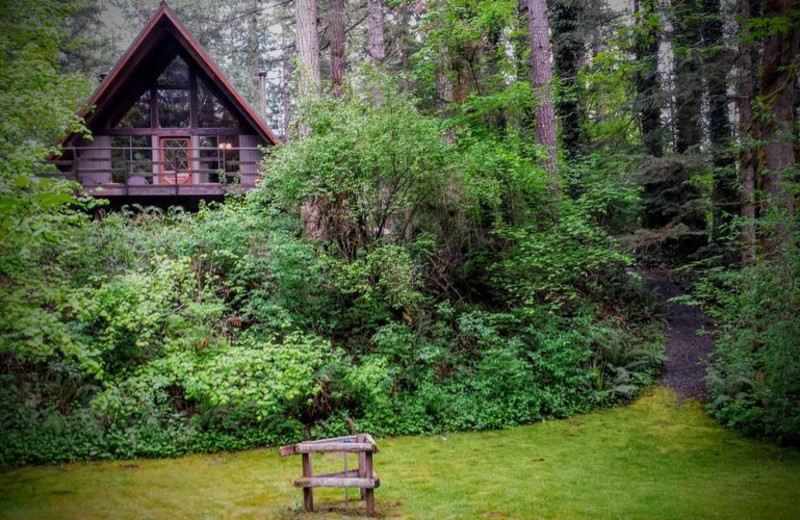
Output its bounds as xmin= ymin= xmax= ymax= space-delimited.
xmin=302 ymin=453 xmax=314 ymax=512
xmin=365 ymin=488 xmax=375 ymax=515
xmin=358 ymin=452 xmax=366 ymax=500
xmin=364 ymin=451 xmax=375 ymax=515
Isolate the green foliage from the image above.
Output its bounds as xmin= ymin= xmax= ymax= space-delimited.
xmin=257 ymin=76 xmax=459 ymax=257
xmin=0 ymin=57 xmax=664 ymax=464
xmin=579 ymin=40 xmax=638 ymax=152
xmin=493 ymin=203 xmax=631 ymax=311
xmin=689 ymin=229 xmax=800 ymax=443
xmin=565 ymin=154 xmax=642 ymax=234
xmin=0 ymin=0 xmax=94 ymax=247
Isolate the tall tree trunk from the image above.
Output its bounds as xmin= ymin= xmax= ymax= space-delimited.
xmin=514 ymin=0 xmax=537 ymax=143
xmin=282 ymin=50 xmax=292 ymax=144
xmin=737 ymin=0 xmax=758 ymax=264
xmin=633 ymin=0 xmax=663 ymax=157
xmin=330 ymin=0 xmax=346 ymax=97
xmin=516 ymin=0 xmax=531 ymax=80
xmin=673 ymin=0 xmax=703 ymax=153
xmin=551 ymin=0 xmax=586 ymax=162
xmin=452 ymin=54 xmax=473 ymax=104
xmin=398 ymin=1 xmax=413 ymax=91
xmin=296 ymin=0 xmax=325 ymax=238
xmin=758 ymin=0 xmax=799 ymax=237
xmin=701 ymin=0 xmax=737 ymax=245
xmin=367 ymin=0 xmax=386 ymax=65
xmin=528 ymin=0 xmax=559 ymax=192
xmin=295 ymin=0 xmax=321 ymax=126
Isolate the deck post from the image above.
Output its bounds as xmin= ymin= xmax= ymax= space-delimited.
xmin=302 ymin=453 xmax=314 ymax=512
xmin=364 ymin=451 xmax=375 ymax=515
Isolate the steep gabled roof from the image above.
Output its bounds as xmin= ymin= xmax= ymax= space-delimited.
xmin=69 ymin=1 xmax=278 ymax=145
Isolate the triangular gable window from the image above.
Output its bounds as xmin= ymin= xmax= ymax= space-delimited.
xmin=114 ymin=56 xmax=238 ymax=130
xmin=157 ymin=56 xmax=189 ymax=87
xmin=156 ymin=56 xmax=190 ymax=128
xmin=198 ymin=78 xmax=237 ymax=128
xmin=117 ymin=90 xmax=151 ymax=129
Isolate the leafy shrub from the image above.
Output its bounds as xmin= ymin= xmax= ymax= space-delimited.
xmin=492 ymin=204 xmax=631 ymax=312
xmin=694 ymin=242 xmax=800 ymax=443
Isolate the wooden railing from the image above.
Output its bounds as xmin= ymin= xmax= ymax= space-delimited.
xmin=45 ymin=145 xmax=263 ymax=196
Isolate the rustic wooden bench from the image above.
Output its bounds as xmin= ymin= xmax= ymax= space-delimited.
xmin=279 ymin=434 xmax=380 ymax=515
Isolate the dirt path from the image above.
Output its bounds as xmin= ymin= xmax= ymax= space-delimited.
xmin=643 ymin=270 xmax=714 ymax=402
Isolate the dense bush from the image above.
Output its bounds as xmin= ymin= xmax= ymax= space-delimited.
xmin=0 ymin=202 xmax=664 ymax=464
xmin=0 ymin=77 xmax=665 ymax=466
xmin=690 ymin=234 xmax=800 ymax=444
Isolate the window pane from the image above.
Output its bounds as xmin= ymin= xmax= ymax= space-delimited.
xmin=220 ymin=136 xmax=240 ymax=183
xmin=110 ymin=136 xmax=153 ymax=183
xmin=197 ymin=135 xmax=239 ymax=183
xmin=110 ymin=137 xmax=128 ymax=183
xmin=199 ymin=136 xmax=219 ymax=181
xmin=116 ymin=90 xmax=151 ymax=129
xmin=129 ymin=136 xmax=152 ymax=178
xmin=198 ymin=79 xmax=237 ymax=128
xmin=161 ymin=138 xmax=190 ymax=172
xmin=157 ymin=56 xmax=189 ymax=88
xmin=157 ymin=88 xmax=190 ymax=128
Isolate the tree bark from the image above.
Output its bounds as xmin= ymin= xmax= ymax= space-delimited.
xmin=701 ymin=0 xmax=737 ymax=245
xmin=246 ymin=0 xmax=260 ymax=100
xmin=398 ymin=1 xmax=413 ymax=91
xmin=737 ymin=0 xmax=758 ymax=264
xmin=528 ymin=0 xmax=559 ymax=192
xmin=551 ymin=0 xmax=586 ymax=162
xmin=758 ymin=0 xmax=799 ymax=227
xmin=296 ymin=0 xmax=325 ymax=239
xmin=633 ymin=0 xmax=663 ymax=157
xmin=367 ymin=0 xmax=386 ymax=65
xmin=282 ymin=50 xmax=292 ymax=144
xmin=673 ymin=0 xmax=703 ymax=153
xmin=295 ymin=0 xmax=321 ymax=130
xmin=330 ymin=0 xmax=346 ymax=97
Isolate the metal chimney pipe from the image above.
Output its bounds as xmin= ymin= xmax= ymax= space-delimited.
xmin=258 ymin=70 xmax=268 ymax=120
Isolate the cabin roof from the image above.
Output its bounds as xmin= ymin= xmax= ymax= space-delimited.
xmin=67 ymin=1 xmax=279 ymax=146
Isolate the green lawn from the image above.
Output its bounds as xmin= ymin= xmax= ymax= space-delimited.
xmin=1 ymin=386 xmax=798 ymax=519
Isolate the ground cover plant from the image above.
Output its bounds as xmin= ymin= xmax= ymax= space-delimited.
xmin=1 ymin=387 xmax=799 ymax=519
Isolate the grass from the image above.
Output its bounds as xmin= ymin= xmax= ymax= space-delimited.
xmin=1 ymin=386 xmax=799 ymax=519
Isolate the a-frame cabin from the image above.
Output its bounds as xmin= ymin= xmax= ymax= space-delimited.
xmin=55 ymin=2 xmax=279 ymax=203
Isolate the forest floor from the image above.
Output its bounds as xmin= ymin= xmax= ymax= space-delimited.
xmin=643 ymin=269 xmax=715 ymax=402
xmin=2 ymin=386 xmax=800 ymax=519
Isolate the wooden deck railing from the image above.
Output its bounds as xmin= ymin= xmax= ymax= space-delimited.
xmin=45 ymin=145 xmax=263 ymax=196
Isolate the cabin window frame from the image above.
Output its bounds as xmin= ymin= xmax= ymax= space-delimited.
xmin=112 ymin=54 xmax=241 ymax=136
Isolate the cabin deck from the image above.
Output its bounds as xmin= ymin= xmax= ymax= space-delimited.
xmin=48 ymin=144 xmax=261 ymax=197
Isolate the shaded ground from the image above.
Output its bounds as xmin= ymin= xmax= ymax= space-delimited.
xmin=643 ymin=270 xmax=715 ymax=402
